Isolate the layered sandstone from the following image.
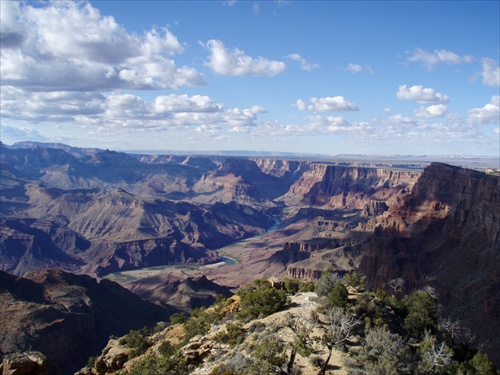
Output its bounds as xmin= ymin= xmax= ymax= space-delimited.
xmin=284 ymin=164 xmax=419 ymax=209
xmin=359 ymin=163 xmax=500 ymax=365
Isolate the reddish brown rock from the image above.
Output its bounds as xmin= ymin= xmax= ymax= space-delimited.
xmin=359 ymin=163 xmax=500 ymax=365
xmin=1 ymin=352 xmax=47 ymax=375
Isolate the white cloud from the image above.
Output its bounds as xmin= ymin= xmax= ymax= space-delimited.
xmin=407 ymin=48 xmax=474 ymax=69
xmin=296 ymin=96 xmax=359 ymax=112
xmin=414 ymin=104 xmax=448 ymax=118
xmin=396 ymin=85 xmax=449 ymax=104
xmin=287 ymin=54 xmax=320 ymax=71
xmin=384 ymin=114 xmax=417 ymax=126
xmin=252 ymin=2 xmax=260 ymax=15
xmin=154 ymin=95 xmax=223 ymax=113
xmin=480 ymin=58 xmax=500 ymax=87
xmin=0 ymin=123 xmax=47 ymax=143
xmin=345 ymin=63 xmax=374 ymax=74
xmin=467 ymin=96 xmax=500 ymax=124
xmin=0 ymin=87 xmax=106 ymax=122
xmin=205 ymin=39 xmax=286 ymax=77
xmin=253 ymin=116 xmax=372 ymax=137
xmin=0 ymin=1 xmax=25 ymax=49
xmin=0 ymin=87 xmax=267 ymax=132
xmin=0 ymin=1 xmax=204 ymax=91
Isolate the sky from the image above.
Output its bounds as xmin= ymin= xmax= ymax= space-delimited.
xmin=0 ymin=1 xmax=499 ymax=156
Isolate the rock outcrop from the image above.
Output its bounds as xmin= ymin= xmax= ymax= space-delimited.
xmin=0 ymin=352 xmax=48 ymax=375
xmin=359 ymin=163 xmax=500 ymax=365
xmin=124 ymin=274 xmax=233 ymax=312
xmin=0 ymin=270 xmax=174 ymax=374
xmin=284 ymin=164 xmax=419 ymax=210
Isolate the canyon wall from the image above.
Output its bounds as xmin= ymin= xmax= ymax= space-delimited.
xmin=359 ymin=163 xmax=500 ymax=364
xmin=0 ymin=269 xmax=173 ymax=374
xmin=284 ymin=163 xmax=419 ymax=210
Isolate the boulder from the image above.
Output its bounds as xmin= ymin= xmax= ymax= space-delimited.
xmin=1 ymin=352 xmax=47 ymax=375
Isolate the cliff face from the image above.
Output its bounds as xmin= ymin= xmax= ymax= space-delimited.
xmin=253 ymin=158 xmax=309 ymax=180
xmin=359 ymin=163 xmax=500 ymax=365
xmin=284 ymin=164 xmax=419 ymax=210
xmin=269 ymin=165 xmax=418 ymax=281
xmin=2 ymin=178 xmax=274 ymax=276
xmin=0 ymin=270 xmax=174 ymax=374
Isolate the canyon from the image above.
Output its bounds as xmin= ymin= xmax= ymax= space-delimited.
xmin=1 ymin=141 xmax=499 ymax=371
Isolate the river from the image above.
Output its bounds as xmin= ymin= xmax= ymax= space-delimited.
xmin=105 ymin=217 xmax=279 ymax=283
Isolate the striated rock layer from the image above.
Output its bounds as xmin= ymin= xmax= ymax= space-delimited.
xmin=284 ymin=164 xmax=419 ymax=209
xmin=359 ymin=162 xmax=500 ymax=365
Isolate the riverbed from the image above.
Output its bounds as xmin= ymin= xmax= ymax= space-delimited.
xmin=105 ymin=218 xmax=280 ymax=283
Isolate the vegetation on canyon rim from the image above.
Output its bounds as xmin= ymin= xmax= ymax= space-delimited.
xmin=111 ymin=273 xmax=497 ymax=375
xmin=2 ymin=143 xmax=498 ymax=372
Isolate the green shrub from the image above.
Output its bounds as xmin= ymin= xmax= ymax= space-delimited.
xmin=315 ymin=270 xmax=341 ymax=297
xmin=158 ymin=341 xmax=176 ymax=358
xmin=343 ymin=271 xmax=367 ymax=292
xmin=183 ymin=307 xmax=214 ymax=341
xmin=403 ymin=290 xmax=438 ymax=337
xmin=456 ymin=352 xmax=498 ymax=375
xmin=252 ymin=335 xmax=287 ymax=373
xmin=237 ymin=279 xmax=287 ymax=322
xmin=128 ymin=352 xmax=188 ymax=375
xmin=329 ymin=282 xmax=349 ymax=308
xmin=119 ymin=326 xmax=152 ymax=358
xmin=215 ymin=322 xmax=246 ymax=346
xmin=169 ymin=312 xmax=187 ymax=325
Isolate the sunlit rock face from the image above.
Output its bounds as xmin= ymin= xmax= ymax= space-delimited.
xmin=284 ymin=164 xmax=419 ymax=208
xmin=359 ymin=163 xmax=500 ymax=365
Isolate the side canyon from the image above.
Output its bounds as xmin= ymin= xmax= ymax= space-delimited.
xmin=1 ymin=141 xmax=498 ymax=371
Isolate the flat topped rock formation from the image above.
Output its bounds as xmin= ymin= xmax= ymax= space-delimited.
xmin=2 ymin=142 xmax=499 ymax=368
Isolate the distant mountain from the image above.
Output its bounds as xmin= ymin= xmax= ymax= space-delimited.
xmin=5 ymin=141 xmax=104 ymax=157
xmin=2 ymin=141 xmax=499 ymax=366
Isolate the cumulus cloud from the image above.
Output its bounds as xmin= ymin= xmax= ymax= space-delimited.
xmin=480 ymin=58 xmax=500 ymax=87
xmin=0 ymin=1 xmax=26 ymax=48
xmin=287 ymin=54 xmax=320 ymax=71
xmin=154 ymin=95 xmax=223 ymax=113
xmin=467 ymin=96 xmax=500 ymax=124
xmin=396 ymin=85 xmax=449 ymax=104
xmin=0 ymin=87 xmax=106 ymax=122
xmin=0 ymin=1 xmax=203 ymax=91
xmin=205 ymin=39 xmax=286 ymax=77
xmin=345 ymin=63 xmax=374 ymax=74
xmin=0 ymin=123 xmax=47 ymax=143
xmin=414 ymin=104 xmax=448 ymax=118
xmin=0 ymin=87 xmax=268 ymax=132
xmin=384 ymin=114 xmax=417 ymax=127
xmin=295 ymin=96 xmax=359 ymax=112
xmin=407 ymin=48 xmax=474 ymax=69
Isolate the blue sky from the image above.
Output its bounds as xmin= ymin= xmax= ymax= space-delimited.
xmin=1 ymin=1 xmax=499 ymax=156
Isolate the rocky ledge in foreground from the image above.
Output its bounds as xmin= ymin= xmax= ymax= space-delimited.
xmin=0 ymin=269 xmax=176 ymax=375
